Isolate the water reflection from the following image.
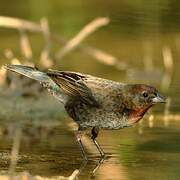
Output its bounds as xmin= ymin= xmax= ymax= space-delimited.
xmin=1 ymin=114 xmax=180 ymax=179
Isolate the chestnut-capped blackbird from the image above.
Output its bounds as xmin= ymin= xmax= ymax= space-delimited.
xmin=4 ymin=64 xmax=166 ymax=161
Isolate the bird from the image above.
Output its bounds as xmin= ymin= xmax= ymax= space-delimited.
xmin=4 ymin=64 xmax=166 ymax=165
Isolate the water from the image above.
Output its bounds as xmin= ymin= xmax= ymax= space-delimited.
xmin=0 ymin=0 xmax=180 ymax=179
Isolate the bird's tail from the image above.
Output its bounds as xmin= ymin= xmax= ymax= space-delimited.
xmin=4 ymin=64 xmax=50 ymax=83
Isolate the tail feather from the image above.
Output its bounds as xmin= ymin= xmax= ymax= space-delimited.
xmin=4 ymin=64 xmax=50 ymax=83
xmin=4 ymin=64 xmax=68 ymax=104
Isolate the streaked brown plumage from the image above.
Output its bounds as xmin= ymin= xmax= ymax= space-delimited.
xmin=4 ymin=64 xmax=166 ymax=172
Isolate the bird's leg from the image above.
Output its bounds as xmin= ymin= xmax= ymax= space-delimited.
xmin=74 ymin=129 xmax=88 ymax=175
xmin=75 ymin=129 xmax=88 ymax=161
xmin=91 ymin=127 xmax=106 ymax=175
xmin=91 ymin=127 xmax=105 ymax=158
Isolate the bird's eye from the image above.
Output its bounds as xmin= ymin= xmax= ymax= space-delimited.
xmin=143 ymin=92 xmax=148 ymax=98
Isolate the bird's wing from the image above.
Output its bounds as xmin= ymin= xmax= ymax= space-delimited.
xmin=47 ymin=70 xmax=99 ymax=106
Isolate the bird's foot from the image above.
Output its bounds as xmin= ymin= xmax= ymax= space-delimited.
xmin=90 ymin=154 xmax=106 ymax=177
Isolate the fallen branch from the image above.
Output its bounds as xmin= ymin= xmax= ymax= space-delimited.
xmin=55 ymin=17 xmax=110 ymax=59
xmin=53 ymin=35 xmax=128 ymax=70
xmin=0 ymin=169 xmax=79 ymax=180
xmin=0 ymin=16 xmax=42 ymax=32
xmin=0 ymin=16 xmax=128 ymax=71
xmin=40 ymin=18 xmax=53 ymax=68
xmin=19 ymin=29 xmax=33 ymax=61
xmin=81 ymin=45 xmax=128 ymax=70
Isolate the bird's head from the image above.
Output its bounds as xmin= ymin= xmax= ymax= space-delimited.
xmin=122 ymin=84 xmax=166 ymax=124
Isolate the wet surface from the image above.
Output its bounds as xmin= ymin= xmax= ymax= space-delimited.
xmin=0 ymin=95 xmax=179 ymax=180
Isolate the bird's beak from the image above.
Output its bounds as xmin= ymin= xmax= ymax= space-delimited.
xmin=152 ymin=93 xmax=166 ymax=103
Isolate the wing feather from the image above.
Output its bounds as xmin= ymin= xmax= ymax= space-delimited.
xmin=47 ymin=70 xmax=99 ymax=106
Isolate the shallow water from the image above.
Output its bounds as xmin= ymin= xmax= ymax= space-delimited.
xmin=0 ymin=113 xmax=180 ymax=180
xmin=0 ymin=0 xmax=180 ymax=180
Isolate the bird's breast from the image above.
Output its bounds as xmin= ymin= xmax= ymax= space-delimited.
xmin=66 ymin=101 xmax=129 ymax=130
xmin=127 ymin=105 xmax=153 ymax=126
